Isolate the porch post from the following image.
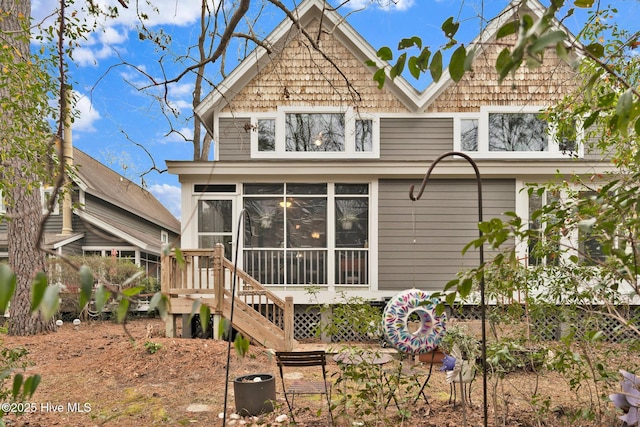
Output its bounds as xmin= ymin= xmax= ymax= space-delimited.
xmin=284 ymin=296 xmax=294 ymax=351
xmin=161 ymin=253 xmax=175 ymax=338
xmin=213 ymin=243 xmax=225 ymax=339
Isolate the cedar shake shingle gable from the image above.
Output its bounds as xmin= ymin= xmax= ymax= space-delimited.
xmin=222 ymin=18 xmax=408 ymax=114
xmin=195 ymin=0 xmax=582 ymax=127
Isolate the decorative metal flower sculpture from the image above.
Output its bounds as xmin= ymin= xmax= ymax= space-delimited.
xmin=610 ymin=370 xmax=640 ymax=426
xmin=441 ymin=354 xmax=457 ymax=372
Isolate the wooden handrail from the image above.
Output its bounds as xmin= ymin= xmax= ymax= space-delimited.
xmin=161 ymin=244 xmax=295 ymax=350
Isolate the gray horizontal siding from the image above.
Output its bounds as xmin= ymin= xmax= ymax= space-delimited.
xmin=378 ymin=178 xmax=515 ymax=292
xmin=84 ymin=196 xmax=162 ymax=238
xmin=379 ymin=117 xmax=453 ymax=161
xmin=218 ymin=117 xmax=252 ymax=161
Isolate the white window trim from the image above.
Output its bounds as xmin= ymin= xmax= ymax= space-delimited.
xmin=248 ymin=106 xmax=380 ymax=159
xmin=517 ymin=180 xmax=609 ymax=268
xmin=82 ymin=246 xmax=141 ymax=265
xmin=41 ymin=187 xmax=60 ymax=215
xmin=453 ymin=106 xmax=583 ymax=159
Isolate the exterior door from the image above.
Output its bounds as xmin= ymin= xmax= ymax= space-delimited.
xmin=197 ymin=199 xmax=234 ymax=258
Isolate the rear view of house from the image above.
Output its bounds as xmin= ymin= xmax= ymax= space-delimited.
xmin=164 ymin=0 xmax=614 ymax=344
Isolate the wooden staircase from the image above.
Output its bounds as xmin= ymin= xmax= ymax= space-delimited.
xmin=161 ymin=244 xmax=297 ymax=351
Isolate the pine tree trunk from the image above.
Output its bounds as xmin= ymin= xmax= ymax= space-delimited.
xmin=1 ymin=0 xmax=55 ymax=335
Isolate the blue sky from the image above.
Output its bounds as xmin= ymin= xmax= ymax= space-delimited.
xmin=30 ymin=0 xmax=639 ymax=220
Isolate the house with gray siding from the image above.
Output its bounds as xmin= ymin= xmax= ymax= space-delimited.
xmin=1 ymin=148 xmax=180 ymax=283
xmin=166 ymin=0 xmax=613 ymax=313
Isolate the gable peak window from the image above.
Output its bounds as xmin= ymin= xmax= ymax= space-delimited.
xmin=454 ymin=106 xmax=583 ymax=159
xmin=249 ymin=107 xmax=378 ymax=159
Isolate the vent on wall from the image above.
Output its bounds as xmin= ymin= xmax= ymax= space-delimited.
xmin=194 ymin=184 xmax=237 ymax=193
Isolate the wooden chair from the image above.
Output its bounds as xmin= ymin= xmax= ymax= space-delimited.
xmin=275 ymin=351 xmax=333 ymax=425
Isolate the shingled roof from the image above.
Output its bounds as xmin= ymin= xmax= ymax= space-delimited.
xmin=73 ymin=149 xmax=180 ymax=234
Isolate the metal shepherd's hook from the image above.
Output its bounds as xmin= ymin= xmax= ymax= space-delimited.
xmin=409 ymin=151 xmax=488 ymax=427
xmin=223 ymin=209 xmax=253 ymax=427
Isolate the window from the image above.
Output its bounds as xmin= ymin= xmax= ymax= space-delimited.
xmin=454 ymin=106 xmax=582 ymax=158
xmin=41 ymin=187 xmax=60 ymax=215
xmin=242 ymin=183 xmax=369 ymax=288
xmin=578 ymin=191 xmax=607 ymax=265
xmin=197 ymin=200 xmax=233 ymax=257
xmin=249 ymin=107 xmax=378 ymax=158
xmin=527 ymin=188 xmax=560 ymax=266
xmin=460 ymin=119 xmax=478 ymax=151
xmin=489 ymin=112 xmax=548 ymax=152
xmin=160 ymin=230 xmax=169 ymax=245
xmin=285 ymin=113 xmax=345 ymax=152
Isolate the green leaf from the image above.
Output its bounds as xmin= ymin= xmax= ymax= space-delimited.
xmin=30 ymin=271 xmax=48 ymax=313
xmin=416 ymin=47 xmax=431 ymax=71
xmin=0 ymin=264 xmax=16 ymax=314
xmin=40 ymin=284 xmax=61 ymax=321
xmin=116 ymin=298 xmax=130 ymax=323
xmin=574 ymin=0 xmax=595 ymax=7
xmin=617 ymin=89 xmax=634 ymax=134
xmin=218 ymin=317 xmax=228 ymax=339
xmin=443 ymin=278 xmax=459 ymax=292
xmin=496 ymin=21 xmax=518 ymax=39
xmin=23 ymin=374 xmax=40 ymax=398
xmin=234 ymin=334 xmax=250 ymax=357
xmin=12 ymin=373 xmax=23 ymax=399
xmin=429 ymin=50 xmax=443 ymax=82
xmin=496 ymin=48 xmax=514 ymax=83
xmin=148 ymin=292 xmax=169 ymax=320
xmin=441 ymin=17 xmax=459 ymax=39
xmin=188 ymin=299 xmax=201 ymax=326
xmin=449 ymin=45 xmax=467 ymax=82
xmin=578 ymin=217 xmax=596 ymax=233
xmin=390 ymin=53 xmax=406 ymax=80
xmin=199 ymin=303 xmax=211 ymax=335
xmin=458 ymin=277 xmax=473 ymax=298
xmin=373 ymin=68 xmax=386 ymax=89
xmin=555 ymin=42 xmax=569 ymax=62
xmin=398 ymin=36 xmax=422 ymax=50
xmin=408 ymin=56 xmax=420 ymax=79
xmin=583 ymin=111 xmax=600 ymax=130
xmin=464 ymin=46 xmax=476 ymax=71
xmin=78 ymin=265 xmax=94 ymax=313
xmin=122 ymin=285 xmax=144 ymax=297
xmin=445 ymin=291 xmax=457 ymax=307
xmin=528 ymin=30 xmax=567 ymax=54
xmin=585 ymin=42 xmax=605 ymax=58
xmin=175 ymin=248 xmax=185 ymax=269
xmin=122 ymin=271 xmax=145 ymax=287
xmin=94 ymin=284 xmax=111 ymax=312
xmin=376 ymin=46 xmax=393 ymax=61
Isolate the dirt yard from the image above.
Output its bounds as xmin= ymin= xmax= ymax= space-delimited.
xmin=0 ymin=317 xmax=629 ymax=426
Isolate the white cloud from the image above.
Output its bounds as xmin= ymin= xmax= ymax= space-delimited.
xmin=32 ymin=1 xmax=202 ymax=68
xmin=72 ymin=92 xmax=102 ymax=132
xmin=163 ymin=127 xmax=194 ymax=143
xmin=168 ymin=82 xmax=193 ymax=98
xmin=149 ymin=183 xmax=182 ymax=219
xmin=341 ymin=0 xmax=415 ymax=12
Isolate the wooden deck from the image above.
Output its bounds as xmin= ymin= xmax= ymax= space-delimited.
xmin=161 ymin=244 xmax=297 ymax=351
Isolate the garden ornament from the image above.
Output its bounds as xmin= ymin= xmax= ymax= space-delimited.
xmin=610 ymin=370 xmax=640 ymax=426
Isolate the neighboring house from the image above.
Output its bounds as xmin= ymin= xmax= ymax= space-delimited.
xmin=0 ymin=148 xmax=181 ymax=283
xmin=167 ymin=0 xmax=613 ymax=313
